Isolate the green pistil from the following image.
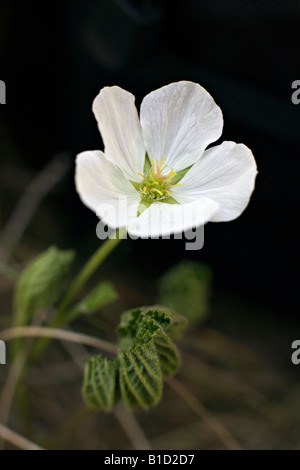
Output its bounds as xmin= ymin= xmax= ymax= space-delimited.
xmin=138 ymin=158 xmax=180 ymax=203
xmin=140 ymin=180 xmax=171 ymax=202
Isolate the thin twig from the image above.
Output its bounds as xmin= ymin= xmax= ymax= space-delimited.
xmin=114 ymin=402 xmax=152 ymax=450
xmin=0 ymin=326 xmax=117 ymax=354
xmin=0 ymin=422 xmax=44 ymax=450
xmin=167 ymin=377 xmax=243 ymax=450
xmin=0 ymin=353 xmax=27 ymax=432
xmin=0 ymin=152 xmax=71 ymax=263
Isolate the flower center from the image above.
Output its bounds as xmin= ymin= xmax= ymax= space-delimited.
xmin=138 ymin=159 xmax=181 ymax=202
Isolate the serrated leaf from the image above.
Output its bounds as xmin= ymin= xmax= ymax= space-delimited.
xmin=118 ymin=305 xmax=187 ymax=348
xmin=142 ymin=305 xmax=188 ymax=340
xmin=117 ymin=306 xmax=183 ymax=409
xmin=118 ymin=341 xmax=162 ymax=410
xmin=152 ymin=327 xmax=180 ymax=377
xmin=14 ymin=247 xmax=74 ymax=326
xmin=118 ymin=307 xmax=144 ymax=350
xmin=82 ymin=305 xmax=187 ymax=412
xmin=82 ymin=355 xmax=119 ymax=412
xmin=134 ymin=315 xmax=180 ymax=377
xmin=159 ymin=261 xmax=213 ymax=325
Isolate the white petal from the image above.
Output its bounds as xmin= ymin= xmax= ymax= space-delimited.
xmin=92 ymin=86 xmax=146 ymax=181
xmin=127 ymin=198 xmax=219 ymax=238
xmin=140 ymin=81 xmax=223 ymax=173
xmin=75 ymin=150 xmax=141 ymax=228
xmin=173 ymin=141 xmax=257 ymax=222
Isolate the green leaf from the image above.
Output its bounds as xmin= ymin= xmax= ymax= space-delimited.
xmin=82 ymin=305 xmax=187 ymax=412
xmin=118 ymin=306 xmax=187 ymax=347
xmin=117 ymin=306 xmax=185 ymax=409
xmin=117 ymin=307 xmax=143 ymax=350
xmin=141 ymin=305 xmax=188 ymax=340
xmin=82 ymin=355 xmax=119 ymax=412
xmin=159 ymin=261 xmax=213 ymax=325
xmin=152 ymin=326 xmax=180 ymax=377
xmin=71 ymin=281 xmax=117 ymax=320
xmin=119 ymin=341 xmax=162 ymax=410
xmin=14 ymin=247 xmax=75 ymax=327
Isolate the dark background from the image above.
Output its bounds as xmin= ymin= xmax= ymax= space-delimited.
xmin=0 ymin=0 xmax=299 ymax=317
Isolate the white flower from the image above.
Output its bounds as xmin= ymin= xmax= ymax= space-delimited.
xmin=75 ymin=81 xmax=257 ymax=237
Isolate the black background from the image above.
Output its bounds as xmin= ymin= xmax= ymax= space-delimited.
xmin=1 ymin=0 xmax=299 ymax=317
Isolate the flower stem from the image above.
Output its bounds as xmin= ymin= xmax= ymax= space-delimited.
xmin=31 ymin=227 xmax=126 ymax=360
xmin=58 ymin=227 xmax=126 ymax=315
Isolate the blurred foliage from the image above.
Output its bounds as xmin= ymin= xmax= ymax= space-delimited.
xmin=68 ymin=281 xmax=118 ymax=322
xmin=14 ymin=247 xmax=74 ymax=328
xmin=159 ymin=261 xmax=213 ymax=325
xmin=78 ymin=281 xmax=118 ymax=314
